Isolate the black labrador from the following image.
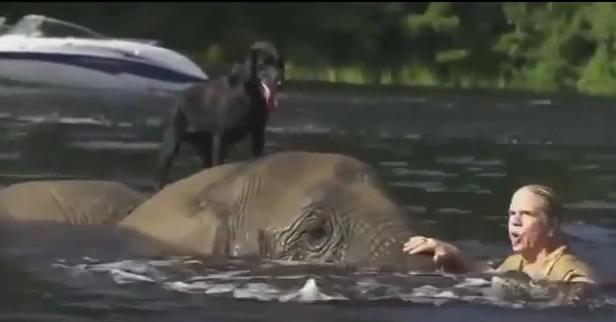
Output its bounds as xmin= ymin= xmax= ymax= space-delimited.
xmin=157 ymin=41 xmax=284 ymax=189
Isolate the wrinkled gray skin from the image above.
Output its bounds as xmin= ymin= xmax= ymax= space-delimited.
xmin=121 ymin=151 xmax=437 ymax=271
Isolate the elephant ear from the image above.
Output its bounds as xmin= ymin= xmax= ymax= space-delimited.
xmin=332 ymin=158 xmax=380 ymax=186
xmin=190 ymin=164 xmax=251 ymax=217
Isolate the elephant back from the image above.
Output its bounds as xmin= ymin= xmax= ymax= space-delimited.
xmin=0 ymin=180 xmax=146 ymax=225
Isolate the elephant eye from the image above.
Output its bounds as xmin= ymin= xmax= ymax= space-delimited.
xmin=307 ymin=224 xmax=326 ymax=240
xmin=302 ymin=215 xmax=330 ymax=253
xmin=303 ymin=213 xmax=327 ymax=240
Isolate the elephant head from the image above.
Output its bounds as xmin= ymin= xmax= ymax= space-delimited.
xmin=254 ymin=180 xmax=437 ymax=271
xmin=122 ymin=151 xmax=439 ymax=272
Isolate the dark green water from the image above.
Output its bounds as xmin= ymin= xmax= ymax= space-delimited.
xmin=1 ymin=84 xmax=616 ymax=321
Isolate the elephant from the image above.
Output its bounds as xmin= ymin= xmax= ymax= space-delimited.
xmin=0 ymin=180 xmax=146 ymax=224
xmin=121 ymin=151 xmax=438 ymax=271
xmin=0 ymin=152 xmax=439 ymax=271
xmin=0 ymin=180 xmax=149 ymax=258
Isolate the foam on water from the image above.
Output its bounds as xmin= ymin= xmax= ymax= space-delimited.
xmin=47 ymin=258 xmax=615 ymax=309
xmin=474 ymin=172 xmax=507 ymax=178
xmin=570 ymin=164 xmax=601 ymax=171
xmin=404 ymin=205 xmax=428 ymax=213
xmin=164 ymin=280 xmax=213 ymax=294
xmin=0 ymin=172 xmax=87 ymax=181
xmin=565 ymin=200 xmax=616 ymax=210
xmin=390 ymin=181 xmax=447 ymax=192
xmin=448 ymin=184 xmax=491 ymax=194
xmin=436 ymin=208 xmax=472 ymax=215
xmin=435 ymin=156 xmax=476 ymax=165
xmin=401 ymin=132 xmax=422 ymax=140
xmin=144 ymin=117 xmax=162 ymax=127
xmin=586 ymin=153 xmax=616 ymax=161
xmin=17 ymin=115 xmax=52 ymax=123
xmin=528 ymin=99 xmax=553 ymax=106
xmin=111 ymin=269 xmax=156 ymax=284
xmin=278 ymin=278 xmax=347 ymax=303
xmin=266 ymin=124 xmax=333 ymax=135
xmin=58 ymin=117 xmax=112 ymax=126
xmin=378 ymin=161 xmax=408 ymax=167
xmin=233 ymin=283 xmax=281 ymax=301
xmin=204 ymin=284 xmax=236 ymax=295
xmin=68 ymin=141 xmax=160 ymax=151
xmin=0 ymin=152 xmax=20 ymax=161
xmin=561 ymin=223 xmax=616 ymax=243
xmin=390 ymin=168 xmax=458 ymax=178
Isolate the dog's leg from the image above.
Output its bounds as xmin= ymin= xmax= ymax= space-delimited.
xmin=157 ymin=108 xmax=187 ymax=189
xmin=251 ymin=122 xmax=266 ymax=158
xmin=211 ymin=133 xmax=223 ymax=166
xmin=190 ymin=134 xmax=213 ymax=168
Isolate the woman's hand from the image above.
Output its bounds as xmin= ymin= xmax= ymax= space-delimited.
xmin=402 ymin=236 xmax=470 ymax=273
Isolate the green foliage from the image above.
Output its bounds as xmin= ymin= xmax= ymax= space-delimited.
xmin=577 ymin=44 xmax=616 ymax=96
xmin=406 ymin=2 xmax=460 ymax=34
xmin=2 ymin=2 xmax=616 ymax=96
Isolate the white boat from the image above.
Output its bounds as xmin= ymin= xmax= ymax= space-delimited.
xmin=0 ymin=14 xmax=208 ymax=94
xmin=0 ymin=16 xmax=8 ymax=35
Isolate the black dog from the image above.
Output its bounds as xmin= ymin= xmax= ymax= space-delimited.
xmin=157 ymin=41 xmax=284 ymax=189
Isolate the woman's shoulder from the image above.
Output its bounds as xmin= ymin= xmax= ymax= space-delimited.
xmin=549 ymin=251 xmax=596 ymax=284
xmin=496 ymin=253 xmax=524 ymax=272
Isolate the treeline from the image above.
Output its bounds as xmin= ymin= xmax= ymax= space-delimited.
xmin=2 ymin=2 xmax=616 ymax=95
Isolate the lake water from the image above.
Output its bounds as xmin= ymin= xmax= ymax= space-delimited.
xmin=1 ymin=83 xmax=616 ymax=321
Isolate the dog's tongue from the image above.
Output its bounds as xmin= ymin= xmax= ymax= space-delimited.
xmin=261 ymin=82 xmax=278 ymax=112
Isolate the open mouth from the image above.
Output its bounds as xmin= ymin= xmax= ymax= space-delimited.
xmin=510 ymin=232 xmax=521 ymax=242
xmin=260 ymin=81 xmax=278 ymax=112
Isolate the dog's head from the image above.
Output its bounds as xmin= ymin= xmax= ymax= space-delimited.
xmin=244 ymin=41 xmax=285 ymax=112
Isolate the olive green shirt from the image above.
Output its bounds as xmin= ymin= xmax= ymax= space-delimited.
xmin=497 ymin=245 xmax=596 ymax=284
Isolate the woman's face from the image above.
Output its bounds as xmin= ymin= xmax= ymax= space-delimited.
xmin=507 ymin=188 xmax=552 ymax=256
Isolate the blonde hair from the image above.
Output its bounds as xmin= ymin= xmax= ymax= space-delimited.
xmin=517 ymin=184 xmax=563 ymax=227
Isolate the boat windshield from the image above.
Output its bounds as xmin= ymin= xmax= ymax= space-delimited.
xmin=0 ymin=16 xmax=8 ymax=35
xmin=5 ymin=14 xmax=106 ymax=39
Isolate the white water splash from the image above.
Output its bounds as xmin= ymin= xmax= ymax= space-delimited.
xmin=205 ymin=284 xmax=236 ymax=295
xmin=110 ymin=269 xmax=156 ymax=284
xmin=233 ymin=283 xmax=280 ymax=301
xmin=279 ymin=278 xmax=346 ymax=303
xmin=164 ymin=281 xmax=212 ymax=294
xmin=48 ymin=258 xmax=616 ymax=310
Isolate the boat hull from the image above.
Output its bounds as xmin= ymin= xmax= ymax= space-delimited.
xmin=0 ymin=52 xmax=207 ymax=94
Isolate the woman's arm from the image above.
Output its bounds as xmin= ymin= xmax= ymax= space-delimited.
xmin=402 ymin=236 xmax=487 ymax=273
